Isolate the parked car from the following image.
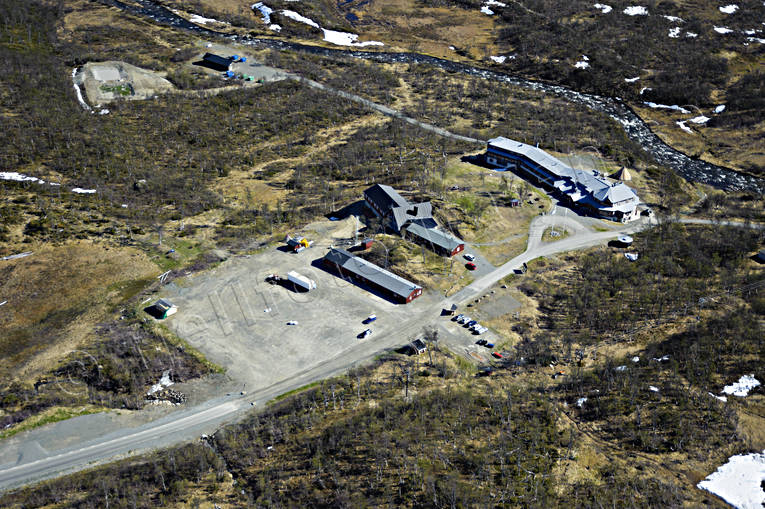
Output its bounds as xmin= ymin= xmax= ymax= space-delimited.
xmin=358 ymin=328 xmax=372 ymax=339
xmin=465 ymin=262 xmax=477 ymax=270
xmin=475 ymin=326 xmax=489 ymax=334
xmin=463 ymin=253 xmax=476 ymax=261
xmin=458 ymin=315 xmax=471 ymax=324
xmin=453 ymin=313 xmax=465 ymax=322
xmin=476 ymin=339 xmax=487 ymax=346
xmin=492 ymin=352 xmax=503 ymax=359
xmin=485 ymin=342 xmax=494 ymax=348
xmin=466 ymin=320 xmax=478 ymax=328
xmin=363 ymin=314 xmax=377 ymax=324
xmin=286 ymin=320 xmax=298 ymax=325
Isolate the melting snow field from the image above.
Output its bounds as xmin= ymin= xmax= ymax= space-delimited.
xmin=688 ymin=115 xmax=710 ymax=124
xmin=676 ymin=121 xmax=693 ymax=134
xmin=697 ymin=450 xmax=765 ymax=509
xmin=188 ymin=14 xmax=228 ymax=25
xmin=259 ymin=6 xmax=383 ymax=46
xmin=147 ymin=371 xmax=174 ymax=396
xmin=623 ymin=6 xmax=648 ymax=15
xmin=593 ymin=3 xmax=612 ymax=13
xmin=644 ymin=102 xmax=690 ymax=113
xmin=722 ymin=375 xmax=761 ymax=397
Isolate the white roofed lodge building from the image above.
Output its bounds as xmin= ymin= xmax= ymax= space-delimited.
xmin=486 ymin=137 xmax=640 ymax=222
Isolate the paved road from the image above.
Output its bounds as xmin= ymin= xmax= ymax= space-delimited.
xmin=0 ymin=209 xmax=649 ymax=491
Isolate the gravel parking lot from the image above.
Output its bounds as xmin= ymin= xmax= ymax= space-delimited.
xmin=161 ymin=242 xmax=422 ymax=388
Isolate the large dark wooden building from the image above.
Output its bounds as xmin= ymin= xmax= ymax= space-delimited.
xmin=201 ymin=53 xmax=234 ymax=71
xmin=323 ymin=247 xmax=422 ymax=304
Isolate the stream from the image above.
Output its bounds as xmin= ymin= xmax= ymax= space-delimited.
xmin=100 ymin=0 xmax=764 ymax=194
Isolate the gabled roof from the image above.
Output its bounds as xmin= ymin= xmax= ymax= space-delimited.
xmin=592 ymin=182 xmax=638 ymax=204
xmin=364 ymin=184 xmax=409 ymax=212
xmin=324 ymin=247 xmax=421 ymax=299
xmin=202 ymin=53 xmax=233 ymax=70
xmin=390 ymin=202 xmax=434 ymax=231
xmin=405 ymin=223 xmax=463 ymax=252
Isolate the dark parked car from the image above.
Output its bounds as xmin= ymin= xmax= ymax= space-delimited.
xmin=466 ymin=262 xmax=477 ymax=270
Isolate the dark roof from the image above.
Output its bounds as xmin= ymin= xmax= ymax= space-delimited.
xmin=411 ymin=338 xmax=427 ymax=351
xmin=364 ymin=184 xmax=409 ymax=212
xmin=324 ymin=247 xmax=421 ymax=299
xmin=154 ymin=299 xmax=175 ymax=312
xmin=391 ymin=202 xmax=435 ymax=231
xmin=405 ymin=223 xmax=463 ymax=252
xmin=202 ymin=53 xmax=233 ymax=70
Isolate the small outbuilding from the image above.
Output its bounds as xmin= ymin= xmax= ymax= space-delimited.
xmin=152 ymin=299 xmax=178 ymax=319
xmin=202 ymin=53 xmax=234 ymax=71
xmin=410 ymin=338 xmax=427 ymax=355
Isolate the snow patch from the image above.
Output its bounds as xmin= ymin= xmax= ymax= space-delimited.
xmin=697 ymin=450 xmax=765 ymax=509
xmin=722 ymin=374 xmax=760 ymax=397
xmin=686 ymin=32 xmax=698 ymax=38
xmin=624 ymin=76 xmax=640 ymax=82
xmin=719 ymin=4 xmax=739 ymax=14
xmin=71 ymin=188 xmax=97 ymax=194
xmin=269 ymin=24 xmax=281 ymax=32
xmin=669 ymin=27 xmax=681 ymax=38
xmin=593 ymin=3 xmax=612 ymax=13
xmin=644 ymin=102 xmax=690 ymax=113
xmin=99 ymin=109 xmax=110 ymax=115
xmin=574 ymin=56 xmax=590 ymax=69
xmin=576 ymin=397 xmax=587 ymax=408
xmin=631 ymin=356 xmax=640 ymax=363
xmin=747 ymin=37 xmax=765 ymax=43
xmin=651 ymin=354 xmax=671 ymax=362
xmin=252 ymin=2 xmax=273 ymax=24
xmin=279 ymin=9 xmax=382 ymax=46
xmin=615 ymin=365 xmax=627 ymax=372
xmin=688 ymin=115 xmax=710 ymax=124
xmin=708 ymin=392 xmax=728 ymax=403
xmin=623 ymin=6 xmax=648 ymax=15
xmin=481 ymin=6 xmax=494 ymax=15
xmin=323 ymin=29 xmax=383 ymax=46
xmin=189 ymin=14 xmax=228 ymax=25
xmin=714 ymin=104 xmax=726 ymax=113
xmin=485 ymin=0 xmax=506 ymax=5
xmin=662 ymin=15 xmax=684 ymax=22
xmin=1 ymin=172 xmax=41 ymax=183
xmin=490 ymin=55 xmax=507 ymax=63
xmin=714 ymin=26 xmax=734 ymax=34
xmin=147 ymin=370 xmax=174 ymax=396
xmin=639 ymin=87 xmax=651 ymax=95
xmin=649 ymin=385 xmax=660 ymax=392
xmin=677 ymin=121 xmax=694 ymax=133
xmin=281 ymin=9 xmax=319 ymax=28
xmin=71 ymin=68 xmax=92 ymax=112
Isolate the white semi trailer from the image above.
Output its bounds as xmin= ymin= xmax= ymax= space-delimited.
xmin=287 ymin=271 xmax=317 ymax=291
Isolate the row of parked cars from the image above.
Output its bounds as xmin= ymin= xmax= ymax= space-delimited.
xmin=452 ymin=314 xmax=488 ymax=334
